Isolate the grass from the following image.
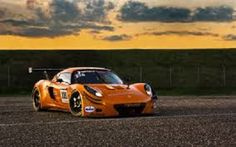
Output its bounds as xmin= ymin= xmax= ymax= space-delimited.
xmin=1 ymin=88 xmax=236 ymax=97
xmin=1 ymin=49 xmax=236 ymax=95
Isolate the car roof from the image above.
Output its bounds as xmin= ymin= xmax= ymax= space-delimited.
xmin=61 ymin=67 xmax=111 ymax=73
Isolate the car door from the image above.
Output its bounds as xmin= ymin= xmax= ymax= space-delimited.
xmin=51 ymin=72 xmax=71 ymax=109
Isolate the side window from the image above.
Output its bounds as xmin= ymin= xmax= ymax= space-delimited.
xmin=58 ymin=73 xmax=71 ymax=84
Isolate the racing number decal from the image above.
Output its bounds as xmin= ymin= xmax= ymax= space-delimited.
xmin=60 ymin=89 xmax=69 ymax=103
xmin=61 ymin=91 xmax=67 ymax=99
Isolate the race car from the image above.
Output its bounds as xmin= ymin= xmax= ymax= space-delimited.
xmin=29 ymin=67 xmax=158 ymax=117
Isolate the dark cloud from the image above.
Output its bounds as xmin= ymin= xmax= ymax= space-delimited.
xmin=138 ymin=31 xmax=219 ymax=37
xmin=102 ymin=34 xmax=131 ymax=41
xmin=50 ymin=0 xmax=80 ymax=22
xmin=85 ymin=24 xmax=114 ymax=31
xmin=119 ymin=1 xmax=234 ymax=22
xmin=50 ymin=0 xmax=114 ymax=23
xmin=223 ymin=34 xmax=236 ymax=41
xmin=0 ymin=25 xmax=72 ymax=38
xmin=81 ymin=0 xmax=114 ymax=22
xmin=21 ymin=27 xmax=75 ymax=38
xmin=0 ymin=19 xmax=32 ymax=26
xmin=0 ymin=0 xmax=115 ymax=37
xmin=0 ymin=10 xmax=4 ymax=18
xmin=193 ymin=6 xmax=234 ymax=22
xmin=0 ymin=21 xmax=114 ymax=38
xmin=90 ymin=30 xmax=101 ymax=34
xmin=119 ymin=1 xmax=191 ymax=22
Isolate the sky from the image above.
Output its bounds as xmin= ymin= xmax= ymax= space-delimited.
xmin=0 ymin=0 xmax=236 ymax=49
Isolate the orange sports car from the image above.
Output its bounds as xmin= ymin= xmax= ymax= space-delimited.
xmin=29 ymin=67 xmax=158 ymax=117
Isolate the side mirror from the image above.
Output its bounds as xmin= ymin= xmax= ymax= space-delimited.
xmin=57 ymin=78 xmax=63 ymax=83
xmin=123 ymin=76 xmax=132 ymax=84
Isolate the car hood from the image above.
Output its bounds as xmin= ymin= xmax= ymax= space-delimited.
xmin=86 ymin=84 xmax=150 ymax=103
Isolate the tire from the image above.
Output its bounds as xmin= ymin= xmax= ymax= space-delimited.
xmin=32 ymin=88 xmax=42 ymax=111
xmin=69 ymin=92 xmax=82 ymax=117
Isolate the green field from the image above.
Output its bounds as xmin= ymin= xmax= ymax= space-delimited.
xmin=1 ymin=49 xmax=236 ymax=95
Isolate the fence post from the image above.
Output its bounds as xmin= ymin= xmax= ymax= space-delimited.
xmin=197 ymin=64 xmax=200 ymax=86
xmin=169 ymin=66 xmax=172 ymax=88
xmin=223 ymin=65 xmax=226 ymax=87
xmin=139 ymin=66 xmax=143 ymax=82
xmin=7 ymin=66 xmax=10 ymax=87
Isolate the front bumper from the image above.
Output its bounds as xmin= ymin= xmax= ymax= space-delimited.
xmin=82 ymin=97 xmax=156 ymax=117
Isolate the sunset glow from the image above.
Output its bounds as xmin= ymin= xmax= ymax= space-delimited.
xmin=0 ymin=0 xmax=236 ymax=49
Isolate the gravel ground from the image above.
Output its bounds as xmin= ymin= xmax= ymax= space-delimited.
xmin=0 ymin=96 xmax=235 ymax=146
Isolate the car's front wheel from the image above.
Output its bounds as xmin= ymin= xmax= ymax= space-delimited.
xmin=32 ymin=89 xmax=42 ymax=111
xmin=69 ymin=92 xmax=82 ymax=116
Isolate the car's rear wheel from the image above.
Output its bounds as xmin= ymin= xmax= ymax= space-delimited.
xmin=32 ymin=89 xmax=42 ymax=111
xmin=69 ymin=92 xmax=82 ymax=116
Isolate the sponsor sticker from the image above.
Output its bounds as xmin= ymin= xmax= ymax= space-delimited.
xmin=60 ymin=89 xmax=69 ymax=103
xmin=85 ymin=106 xmax=95 ymax=113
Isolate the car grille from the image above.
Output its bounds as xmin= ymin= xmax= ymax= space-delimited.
xmin=114 ymin=103 xmax=145 ymax=116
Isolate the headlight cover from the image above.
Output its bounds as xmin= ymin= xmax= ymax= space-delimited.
xmin=144 ymin=84 xmax=153 ymax=97
xmin=84 ymin=85 xmax=102 ymax=97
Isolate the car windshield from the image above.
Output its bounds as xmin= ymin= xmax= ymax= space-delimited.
xmin=71 ymin=70 xmax=123 ymax=84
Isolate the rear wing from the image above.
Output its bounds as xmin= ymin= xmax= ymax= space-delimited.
xmin=28 ymin=67 xmax=64 ymax=80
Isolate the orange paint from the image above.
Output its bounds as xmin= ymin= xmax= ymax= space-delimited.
xmin=32 ymin=67 xmax=156 ymax=117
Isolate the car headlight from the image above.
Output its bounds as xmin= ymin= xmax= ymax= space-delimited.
xmin=144 ymin=84 xmax=153 ymax=97
xmin=84 ymin=85 xmax=102 ymax=97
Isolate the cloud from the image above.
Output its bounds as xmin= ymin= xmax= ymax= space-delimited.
xmin=0 ymin=21 xmax=114 ymax=37
xmin=50 ymin=0 xmax=80 ymax=22
xmin=0 ymin=9 xmax=4 ymax=18
xmin=119 ymin=1 xmax=191 ymax=22
xmin=102 ymin=34 xmax=131 ymax=41
xmin=223 ymin=34 xmax=236 ymax=41
xmin=86 ymin=24 xmax=114 ymax=31
xmin=192 ymin=6 xmax=234 ymax=22
xmin=50 ymin=0 xmax=114 ymax=22
xmin=138 ymin=31 xmax=219 ymax=37
xmin=119 ymin=1 xmax=234 ymax=22
xmin=90 ymin=30 xmax=101 ymax=34
xmin=21 ymin=27 xmax=75 ymax=38
xmin=0 ymin=19 xmax=32 ymax=26
xmin=79 ymin=0 xmax=115 ymax=22
xmin=0 ymin=0 xmax=115 ymax=37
